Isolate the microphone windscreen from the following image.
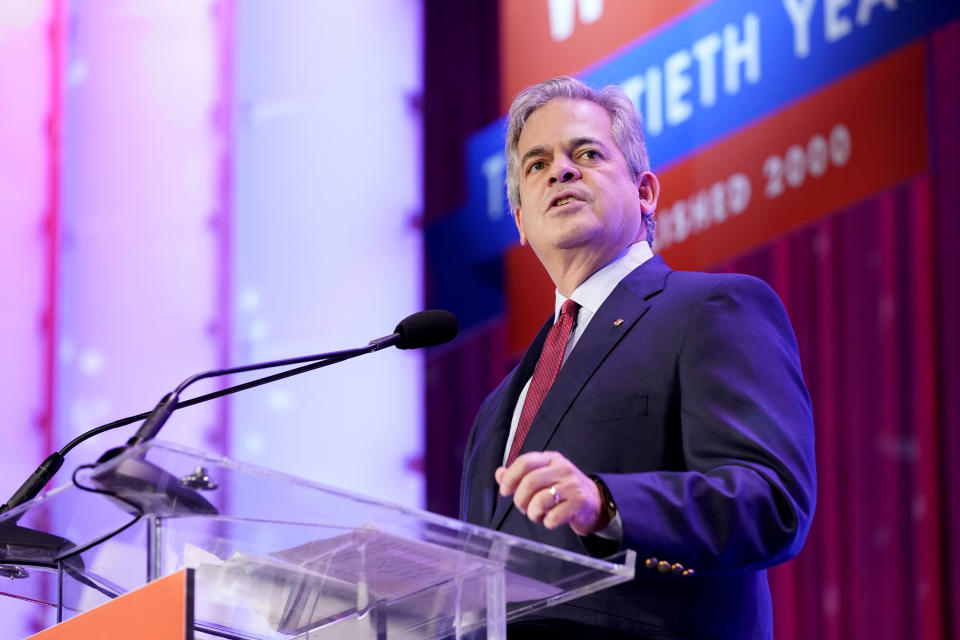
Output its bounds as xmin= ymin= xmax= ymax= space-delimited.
xmin=394 ymin=310 xmax=459 ymax=349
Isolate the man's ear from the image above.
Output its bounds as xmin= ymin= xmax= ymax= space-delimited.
xmin=637 ymin=171 xmax=660 ymax=214
xmin=513 ymin=206 xmax=528 ymax=246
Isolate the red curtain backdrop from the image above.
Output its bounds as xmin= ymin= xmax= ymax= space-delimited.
xmin=425 ymin=14 xmax=960 ymax=639
xmin=754 ymin=23 xmax=959 ymax=639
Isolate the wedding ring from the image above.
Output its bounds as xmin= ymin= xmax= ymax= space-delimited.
xmin=549 ymin=485 xmax=561 ymax=506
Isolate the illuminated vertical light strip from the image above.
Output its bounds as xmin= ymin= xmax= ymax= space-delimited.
xmin=211 ymin=0 xmax=235 ymax=457
xmin=42 ymin=0 xmax=64 ymax=493
xmin=230 ymin=0 xmax=425 ymax=508
xmin=35 ymin=0 xmax=64 ymax=631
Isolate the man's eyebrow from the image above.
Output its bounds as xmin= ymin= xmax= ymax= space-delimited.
xmin=569 ymin=136 xmax=606 ymax=150
xmin=520 ymin=145 xmax=549 ymax=168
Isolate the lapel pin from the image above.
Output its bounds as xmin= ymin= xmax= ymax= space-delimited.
xmin=613 ymin=318 xmax=624 ymax=326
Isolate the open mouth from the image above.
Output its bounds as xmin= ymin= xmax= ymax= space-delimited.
xmin=551 ymin=195 xmax=580 ymax=208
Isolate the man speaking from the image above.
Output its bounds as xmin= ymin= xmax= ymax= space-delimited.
xmin=459 ymin=77 xmax=816 ymax=639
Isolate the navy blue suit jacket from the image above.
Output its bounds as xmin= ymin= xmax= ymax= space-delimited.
xmin=460 ymin=256 xmax=816 ymax=639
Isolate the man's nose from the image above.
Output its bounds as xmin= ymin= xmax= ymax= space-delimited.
xmin=549 ymin=157 xmax=580 ymax=184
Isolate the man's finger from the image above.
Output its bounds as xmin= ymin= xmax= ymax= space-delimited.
xmin=550 ymin=482 xmax=603 ymax=534
xmin=497 ymin=451 xmax=553 ymax=495
xmin=513 ymin=464 xmax=563 ymax=512
xmin=526 ymin=484 xmax=566 ymax=523
xmin=542 ymin=498 xmax=579 ymax=530
xmin=536 ymin=484 xmax=590 ymax=530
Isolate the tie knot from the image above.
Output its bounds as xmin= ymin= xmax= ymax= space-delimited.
xmin=560 ymin=299 xmax=580 ymax=320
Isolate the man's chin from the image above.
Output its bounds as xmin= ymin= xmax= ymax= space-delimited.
xmin=552 ymin=227 xmax=603 ymax=251
xmin=554 ymin=237 xmax=595 ymax=251
xmin=543 ymin=218 xmax=600 ymax=247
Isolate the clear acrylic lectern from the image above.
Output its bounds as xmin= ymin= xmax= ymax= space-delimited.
xmin=0 ymin=441 xmax=635 ymax=639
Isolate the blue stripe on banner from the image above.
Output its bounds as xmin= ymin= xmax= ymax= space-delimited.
xmin=584 ymin=0 xmax=960 ymax=169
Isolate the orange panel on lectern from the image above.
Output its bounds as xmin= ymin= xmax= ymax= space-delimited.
xmin=29 ymin=569 xmax=193 ymax=640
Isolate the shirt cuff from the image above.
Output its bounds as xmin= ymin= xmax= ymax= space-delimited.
xmin=594 ymin=511 xmax=623 ymax=541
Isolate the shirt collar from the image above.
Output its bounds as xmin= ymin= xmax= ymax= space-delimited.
xmin=554 ymin=241 xmax=654 ymax=319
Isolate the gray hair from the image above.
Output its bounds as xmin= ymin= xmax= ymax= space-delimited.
xmin=505 ymin=76 xmax=655 ymax=245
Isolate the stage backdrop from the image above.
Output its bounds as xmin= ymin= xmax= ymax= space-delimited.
xmin=424 ymin=2 xmax=960 ymax=638
xmin=0 ymin=1 xmax=423 ymax=637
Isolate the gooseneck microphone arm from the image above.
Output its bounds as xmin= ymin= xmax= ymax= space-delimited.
xmin=125 ymin=344 xmax=372 ymax=448
xmin=0 ymin=309 xmax=458 ymax=514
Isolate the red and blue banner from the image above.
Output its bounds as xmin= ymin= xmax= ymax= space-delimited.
xmin=427 ymin=0 xmax=959 ymax=336
xmin=656 ymin=41 xmax=928 ymax=269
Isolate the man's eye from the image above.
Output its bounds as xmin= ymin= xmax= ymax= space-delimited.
xmin=582 ymin=149 xmax=601 ymax=160
xmin=528 ymin=160 xmax=545 ymax=173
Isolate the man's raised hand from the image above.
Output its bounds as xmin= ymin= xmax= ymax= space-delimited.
xmin=495 ymin=451 xmax=609 ymax=536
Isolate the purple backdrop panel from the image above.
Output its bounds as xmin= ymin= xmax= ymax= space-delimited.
xmin=55 ymin=1 xmax=225 ymax=461
xmin=229 ymin=0 xmax=424 ymax=508
xmin=51 ymin=2 xmax=226 ymax=611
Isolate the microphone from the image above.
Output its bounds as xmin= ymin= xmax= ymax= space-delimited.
xmin=397 ymin=309 xmax=459 ymax=348
xmin=370 ymin=309 xmax=459 ymax=351
xmin=0 ymin=310 xmax=458 ymax=515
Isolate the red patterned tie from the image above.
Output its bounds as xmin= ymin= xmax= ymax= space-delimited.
xmin=506 ymin=299 xmax=580 ymax=466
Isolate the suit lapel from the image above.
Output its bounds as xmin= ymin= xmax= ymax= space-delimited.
xmin=465 ymin=318 xmax=553 ymax=525
xmin=489 ymin=255 xmax=671 ymax=530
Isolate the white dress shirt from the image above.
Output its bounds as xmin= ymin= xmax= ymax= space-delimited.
xmin=502 ymin=240 xmax=654 ymax=464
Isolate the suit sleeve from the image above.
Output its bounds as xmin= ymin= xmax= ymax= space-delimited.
xmin=596 ymin=275 xmax=816 ymax=573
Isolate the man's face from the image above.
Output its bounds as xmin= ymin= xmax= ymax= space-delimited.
xmin=513 ymin=98 xmax=658 ymax=269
